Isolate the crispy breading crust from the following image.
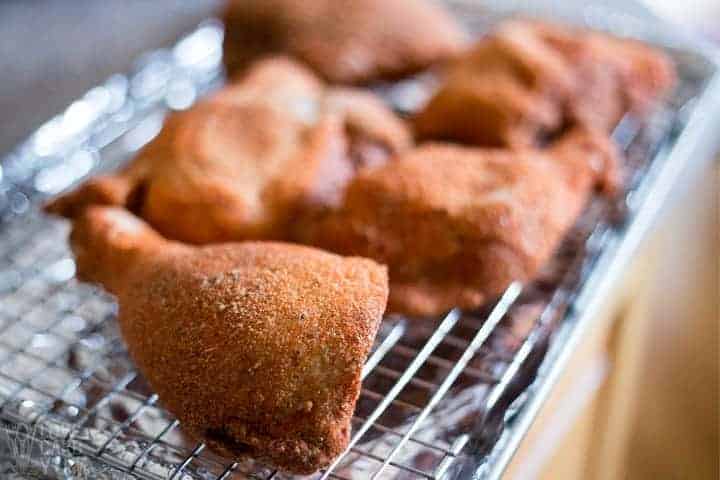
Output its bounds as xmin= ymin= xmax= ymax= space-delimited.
xmin=222 ymin=0 xmax=467 ymax=84
xmin=70 ymin=206 xmax=389 ymax=474
xmin=45 ymin=57 xmax=411 ymax=243
xmin=299 ymin=129 xmax=621 ymax=316
xmin=414 ymin=19 xmax=676 ymax=147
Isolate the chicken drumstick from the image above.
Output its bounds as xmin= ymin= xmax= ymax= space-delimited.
xmin=70 ymin=206 xmax=388 ymax=474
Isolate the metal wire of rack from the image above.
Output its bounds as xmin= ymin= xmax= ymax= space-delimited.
xmin=0 ymin=8 xmax=718 ymax=480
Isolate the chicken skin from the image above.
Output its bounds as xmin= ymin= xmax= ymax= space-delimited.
xmin=222 ymin=0 xmax=466 ymax=84
xmin=46 ymin=57 xmax=411 ymax=243
xmin=69 ymin=206 xmax=388 ymax=474
xmin=414 ymin=19 xmax=676 ymax=147
xmin=299 ymin=129 xmax=621 ymax=316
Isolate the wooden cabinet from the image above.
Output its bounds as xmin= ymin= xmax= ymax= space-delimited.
xmin=504 ymin=164 xmax=719 ymax=479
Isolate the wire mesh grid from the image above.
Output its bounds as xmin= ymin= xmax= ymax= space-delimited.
xmin=0 ymin=10 xmax=716 ymax=480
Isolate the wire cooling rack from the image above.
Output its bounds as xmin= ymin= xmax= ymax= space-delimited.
xmin=1 ymin=6 xmax=719 ymax=480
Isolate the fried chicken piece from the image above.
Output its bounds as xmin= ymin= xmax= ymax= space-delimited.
xmin=414 ymin=19 xmax=676 ymax=147
xmin=70 ymin=206 xmax=388 ymax=474
xmin=222 ymin=0 xmax=467 ymax=84
xmin=299 ymin=129 xmax=620 ymax=316
xmin=46 ymin=58 xmax=411 ymax=243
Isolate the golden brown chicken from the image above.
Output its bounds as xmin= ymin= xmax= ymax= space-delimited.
xmin=222 ymin=0 xmax=467 ymax=84
xmin=70 ymin=206 xmax=388 ymax=474
xmin=414 ymin=19 xmax=676 ymax=147
xmin=298 ymin=129 xmax=621 ymax=316
xmin=46 ymin=57 xmax=411 ymax=243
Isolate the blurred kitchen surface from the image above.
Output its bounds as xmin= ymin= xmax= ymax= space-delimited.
xmin=0 ymin=1 xmax=717 ymax=479
xmin=0 ymin=0 xmax=220 ymax=155
xmin=640 ymin=0 xmax=720 ymax=41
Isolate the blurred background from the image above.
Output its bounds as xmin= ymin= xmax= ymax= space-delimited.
xmin=0 ymin=0 xmax=718 ymax=156
xmin=0 ymin=0 xmax=219 ymax=154
xmin=0 ymin=1 xmax=717 ymax=479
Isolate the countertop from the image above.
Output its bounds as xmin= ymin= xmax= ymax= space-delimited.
xmin=0 ymin=0 xmax=220 ymax=156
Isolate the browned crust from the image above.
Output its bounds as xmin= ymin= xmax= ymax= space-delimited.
xmin=413 ymin=74 xmax=561 ymax=148
xmin=45 ymin=57 xmax=411 ymax=243
xmin=414 ymin=19 xmax=676 ymax=147
xmin=222 ymin=0 xmax=467 ymax=84
xmin=299 ymin=129 xmax=621 ymax=316
xmin=70 ymin=206 xmax=389 ymax=473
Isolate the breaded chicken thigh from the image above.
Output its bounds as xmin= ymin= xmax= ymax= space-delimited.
xmin=46 ymin=58 xmax=411 ymax=243
xmin=414 ymin=19 xmax=675 ymax=147
xmin=299 ymin=129 xmax=621 ymax=316
xmin=222 ymin=0 xmax=467 ymax=84
xmin=70 ymin=206 xmax=388 ymax=474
